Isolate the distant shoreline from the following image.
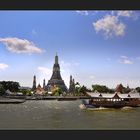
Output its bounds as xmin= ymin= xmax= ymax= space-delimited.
xmin=1 ymin=95 xmax=90 ymax=101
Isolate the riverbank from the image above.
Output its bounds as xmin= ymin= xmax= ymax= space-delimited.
xmin=2 ymin=95 xmax=90 ymax=101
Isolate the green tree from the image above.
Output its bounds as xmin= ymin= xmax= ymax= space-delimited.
xmin=75 ymin=84 xmax=90 ymax=96
xmin=20 ymin=89 xmax=32 ymax=96
xmin=0 ymin=81 xmax=20 ymax=92
xmin=0 ymin=84 xmax=5 ymax=95
xmin=136 ymin=87 xmax=140 ymax=93
xmin=27 ymin=90 xmax=32 ymax=96
xmin=123 ymin=87 xmax=131 ymax=93
xmin=92 ymin=84 xmax=110 ymax=93
xmin=108 ymin=88 xmax=114 ymax=93
xmin=44 ymin=91 xmax=48 ymax=96
xmin=78 ymin=86 xmax=87 ymax=95
xmin=53 ymin=87 xmax=62 ymax=96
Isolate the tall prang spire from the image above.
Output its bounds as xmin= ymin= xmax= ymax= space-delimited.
xmin=32 ymin=75 xmax=36 ymax=90
xmin=55 ymin=52 xmax=58 ymax=64
xmin=53 ymin=52 xmax=60 ymax=73
xmin=46 ymin=54 xmax=68 ymax=92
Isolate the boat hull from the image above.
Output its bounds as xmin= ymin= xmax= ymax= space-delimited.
xmin=0 ymin=98 xmax=26 ymax=104
xmin=81 ymin=99 xmax=140 ymax=109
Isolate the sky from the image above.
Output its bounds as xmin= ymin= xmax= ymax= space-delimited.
xmin=0 ymin=10 xmax=140 ymax=89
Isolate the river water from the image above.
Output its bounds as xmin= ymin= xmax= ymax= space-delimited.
xmin=0 ymin=100 xmax=140 ymax=130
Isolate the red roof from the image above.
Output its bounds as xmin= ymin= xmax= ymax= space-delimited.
xmin=115 ymin=84 xmax=124 ymax=93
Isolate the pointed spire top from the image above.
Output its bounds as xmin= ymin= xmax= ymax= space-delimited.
xmin=127 ymin=83 xmax=129 ymax=88
xmin=38 ymin=83 xmax=41 ymax=88
xmin=55 ymin=53 xmax=58 ymax=64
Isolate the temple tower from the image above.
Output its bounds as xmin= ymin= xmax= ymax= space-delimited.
xmin=69 ymin=75 xmax=75 ymax=94
xmin=43 ymin=79 xmax=46 ymax=89
xmin=72 ymin=78 xmax=76 ymax=93
xmin=69 ymin=75 xmax=73 ymax=93
xmin=32 ymin=75 xmax=36 ymax=91
xmin=46 ymin=54 xmax=67 ymax=92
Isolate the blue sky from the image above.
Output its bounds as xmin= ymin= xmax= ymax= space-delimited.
xmin=0 ymin=10 xmax=140 ymax=89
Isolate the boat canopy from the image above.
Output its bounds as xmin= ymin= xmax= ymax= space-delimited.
xmin=86 ymin=92 xmax=140 ymax=99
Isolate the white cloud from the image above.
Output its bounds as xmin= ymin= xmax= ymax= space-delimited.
xmin=60 ymin=60 xmax=79 ymax=87
xmin=0 ymin=63 xmax=9 ymax=70
xmin=119 ymin=56 xmax=133 ymax=64
xmin=0 ymin=37 xmax=43 ymax=54
xmin=117 ymin=11 xmax=134 ymax=17
xmin=76 ymin=10 xmax=89 ymax=16
xmin=121 ymin=55 xmax=128 ymax=59
xmin=38 ymin=67 xmax=52 ymax=75
xmin=93 ymin=15 xmax=125 ymax=38
xmin=123 ymin=60 xmax=133 ymax=64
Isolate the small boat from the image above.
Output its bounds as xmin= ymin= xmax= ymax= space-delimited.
xmin=0 ymin=98 xmax=26 ymax=104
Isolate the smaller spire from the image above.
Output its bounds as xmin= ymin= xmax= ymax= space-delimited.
xmin=32 ymin=75 xmax=36 ymax=90
xmin=43 ymin=79 xmax=46 ymax=89
xmin=72 ymin=78 xmax=75 ymax=84
xmin=70 ymin=75 xmax=72 ymax=80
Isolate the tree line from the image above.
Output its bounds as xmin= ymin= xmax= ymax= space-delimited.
xmin=1 ymin=80 xmax=140 ymax=96
xmin=0 ymin=81 xmax=20 ymax=95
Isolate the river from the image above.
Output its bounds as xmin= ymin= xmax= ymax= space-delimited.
xmin=0 ymin=100 xmax=139 ymax=130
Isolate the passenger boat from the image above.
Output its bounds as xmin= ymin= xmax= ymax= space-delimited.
xmin=81 ymin=92 xmax=140 ymax=108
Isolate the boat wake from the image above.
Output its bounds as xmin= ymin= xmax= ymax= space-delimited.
xmin=79 ymin=104 xmax=134 ymax=111
xmin=121 ymin=106 xmax=134 ymax=110
xmin=79 ymin=104 xmax=86 ymax=109
xmin=79 ymin=104 xmax=109 ymax=111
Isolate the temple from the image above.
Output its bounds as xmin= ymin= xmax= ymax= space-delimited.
xmin=32 ymin=75 xmax=36 ymax=90
xmin=45 ymin=53 xmax=68 ymax=92
xmin=69 ymin=75 xmax=76 ymax=94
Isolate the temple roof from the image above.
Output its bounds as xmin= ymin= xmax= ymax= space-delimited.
xmin=115 ymin=84 xmax=124 ymax=92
